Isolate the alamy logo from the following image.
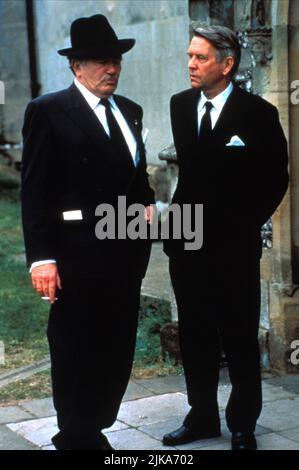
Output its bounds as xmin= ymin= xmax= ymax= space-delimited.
xmin=290 ymin=340 xmax=299 ymax=365
xmin=290 ymin=80 xmax=299 ymax=105
xmin=0 ymin=81 xmax=4 ymax=104
xmin=95 ymin=196 xmax=203 ymax=251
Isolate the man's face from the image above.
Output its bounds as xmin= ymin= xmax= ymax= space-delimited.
xmin=187 ymin=36 xmax=232 ymax=95
xmin=74 ymin=58 xmax=121 ymax=98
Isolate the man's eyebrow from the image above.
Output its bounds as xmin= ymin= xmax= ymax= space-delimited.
xmin=186 ymin=52 xmax=208 ymax=58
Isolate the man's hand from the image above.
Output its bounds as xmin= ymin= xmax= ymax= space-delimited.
xmin=144 ymin=204 xmax=156 ymax=225
xmin=31 ymin=263 xmax=62 ymax=304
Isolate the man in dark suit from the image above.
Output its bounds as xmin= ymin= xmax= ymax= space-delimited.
xmin=21 ymin=14 xmax=154 ymax=450
xmin=163 ymin=26 xmax=289 ymax=450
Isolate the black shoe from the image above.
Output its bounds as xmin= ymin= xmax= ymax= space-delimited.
xmin=97 ymin=433 xmax=114 ymax=450
xmin=51 ymin=431 xmax=114 ymax=450
xmin=162 ymin=425 xmax=221 ymax=446
xmin=231 ymin=431 xmax=257 ymax=450
xmin=51 ymin=432 xmax=70 ymax=450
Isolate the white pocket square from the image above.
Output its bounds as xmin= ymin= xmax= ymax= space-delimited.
xmin=62 ymin=210 xmax=83 ymax=221
xmin=226 ymin=135 xmax=245 ymax=147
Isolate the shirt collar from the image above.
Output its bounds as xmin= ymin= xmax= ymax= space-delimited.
xmin=198 ymin=81 xmax=233 ymax=112
xmin=74 ymin=78 xmax=116 ymax=110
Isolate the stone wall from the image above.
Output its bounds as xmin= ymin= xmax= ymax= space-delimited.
xmin=0 ymin=0 xmax=31 ymax=161
xmin=289 ymin=0 xmax=299 ymax=284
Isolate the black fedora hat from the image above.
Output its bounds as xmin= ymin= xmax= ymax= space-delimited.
xmin=58 ymin=14 xmax=135 ymax=58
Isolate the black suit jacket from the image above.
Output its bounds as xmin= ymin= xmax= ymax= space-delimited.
xmin=21 ymin=84 xmax=154 ymax=279
xmin=164 ymin=84 xmax=289 ymax=261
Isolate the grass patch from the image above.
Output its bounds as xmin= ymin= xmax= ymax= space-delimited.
xmin=0 ymin=369 xmax=52 ymax=407
xmin=0 ymin=196 xmax=49 ymax=373
xmin=133 ymin=300 xmax=182 ymax=378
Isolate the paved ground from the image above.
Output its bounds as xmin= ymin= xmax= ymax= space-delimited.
xmin=1 ymin=369 xmax=299 ymax=450
xmin=1 ymin=242 xmax=299 ymax=451
xmin=141 ymin=241 xmax=171 ymax=302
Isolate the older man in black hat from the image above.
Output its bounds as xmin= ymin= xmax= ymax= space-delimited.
xmin=21 ymin=14 xmax=154 ymax=450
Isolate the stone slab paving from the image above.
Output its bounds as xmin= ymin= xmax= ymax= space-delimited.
xmin=20 ymin=397 xmax=56 ymax=419
xmin=241 ymin=433 xmax=299 ymax=451
xmin=117 ymin=393 xmax=189 ymax=428
xmin=0 ymin=406 xmax=33 ymax=424
xmin=261 ymin=381 xmax=296 ymax=403
xmin=136 ymin=375 xmax=186 ymax=395
xmin=138 ymin=415 xmax=186 ymax=442
xmin=257 ymin=396 xmax=299 ymax=432
xmin=265 ymin=374 xmax=299 ymax=394
xmin=122 ymin=380 xmax=153 ymax=401
xmin=278 ymin=427 xmax=299 ymax=443
xmin=104 ymin=428 xmax=171 ymax=451
xmin=141 ymin=242 xmax=170 ymax=302
xmin=8 ymin=416 xmax=58 ymax=448
xmin=2 ymin=375 xmax=299 ymax=450
xmin=217 ymin=381 xmax=297 ymax=410
xmin=7 ymin=415 xmax=129 ymax=449
xmin=197 ymin=433 xmax=299 ymax=451
xmin=194 ymin=430 xmax=299 ymax=451
xmin=0 ymin=424 xmax=38 ymax=450
xmin=172 ymin=421 xmax=271 ymax=451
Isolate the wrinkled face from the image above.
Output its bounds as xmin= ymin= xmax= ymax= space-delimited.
xmin=187 ymin=36 xmax=233 ymax=96
xmin=73 ymin=58 xmax=122 ymax=98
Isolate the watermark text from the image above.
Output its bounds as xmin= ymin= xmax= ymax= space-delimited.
xmin=0 ymin=81 xmax=5 ymax=104
xmin=290 ymin=80 xmax=299 ymax=105
xmin=94 ymin=196 xmax=203 ymax=251
xmin=290 ymin=340 xmax=299 ymax=365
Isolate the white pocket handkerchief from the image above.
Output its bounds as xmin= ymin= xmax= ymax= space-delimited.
xmin=226 ymin=135 xmax=245 ymax=147
xmin=62 ymin=210 xmax=83 ymax=221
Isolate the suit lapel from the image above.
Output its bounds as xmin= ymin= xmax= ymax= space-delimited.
xmin=187 ymin=88 xmax=201 ymax=144
xmin=62 ymin=84 xmax=136 ymax=174
xmin=211 ymin=85 xmax=244 ymax=145
xmin=113 ymin=95 xmax=144 ymax=168
xmin=113 ymin=95 xmax=141 ymax=170
xmin=114 ymin=96 xmax=141 ymax=144
xmin=63 ymin=83 xmax=111 ymax=152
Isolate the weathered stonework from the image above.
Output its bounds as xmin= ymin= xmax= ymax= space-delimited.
xmin=0 ymin=0 xmax=31 ymax=164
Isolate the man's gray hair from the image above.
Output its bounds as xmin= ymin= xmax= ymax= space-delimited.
xmin=193 ymin=25 xmax=241 ymax=76
xmin=68 ymin=57 xmax=87 ymax=76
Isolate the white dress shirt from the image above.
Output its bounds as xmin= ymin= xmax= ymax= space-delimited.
xmin=197 ymin=81 xmax=233 ymax=132
xmin=31 ymin=79 xmax=139 ymax=271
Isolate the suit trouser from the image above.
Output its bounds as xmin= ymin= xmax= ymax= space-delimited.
xmin=47 ymin=273 xmax=142 ymax=442
xmin=169 ymin=254 xmax=262 ymax=433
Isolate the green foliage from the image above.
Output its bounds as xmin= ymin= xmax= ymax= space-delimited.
xmin=0 ymin=164 xmax=20 ymax=190
xmin=0 ymin=198 xmax=181 ymax=388
xmin=134 ymin=302 xmax=170 ymax=366
xmin=0 ymin=198 xmax=49 ymax=372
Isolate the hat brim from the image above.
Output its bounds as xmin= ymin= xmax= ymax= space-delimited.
xmin=57 ymin=39 xmax=135 ymax=57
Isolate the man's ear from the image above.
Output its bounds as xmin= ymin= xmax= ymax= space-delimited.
xmin=222 ymin=56 xmax=235 ymax=77
xmin=72 ymin=60 xmax=82 ymax=77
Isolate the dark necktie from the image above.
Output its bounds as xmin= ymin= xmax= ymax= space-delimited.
xmin=198 ymin=101 xmax=213 ymax=142
xmin=100 ymin=98 xmax=131 ymax=157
